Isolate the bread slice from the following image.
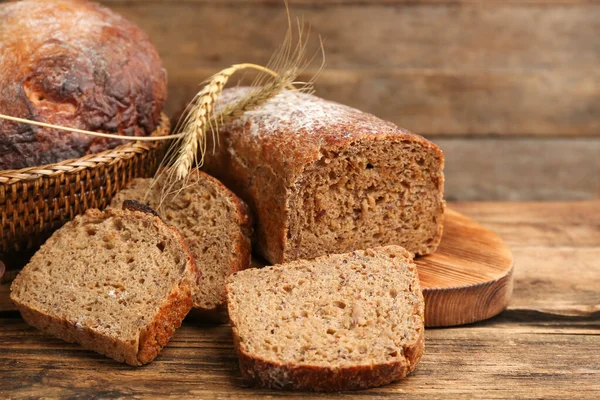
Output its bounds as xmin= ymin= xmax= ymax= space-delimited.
xmin=226 ymin=246 xmax=425 ymax=391
xmin=111 ymin=170 xmax=252 ymax=320
xmin=206 ymin=88 xmax=445 ymax=264
xmin=10 ymin=203 xmax=199 ymax=366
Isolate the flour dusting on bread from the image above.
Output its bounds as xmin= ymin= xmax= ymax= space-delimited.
xmin=218 ymin=88 xmax=392 ymax=137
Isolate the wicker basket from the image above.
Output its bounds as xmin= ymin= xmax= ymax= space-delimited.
xmin=0 ymin=114 xmax=170 ymax=256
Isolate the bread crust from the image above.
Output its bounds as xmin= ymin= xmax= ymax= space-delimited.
xmin=199 ymin=172 xmax=253 ymax=318
xmin=205 ymin=89 xmax=445 ymax=264
xmin=136 ymin=217 xmax=199 ymax=365
xmin=10 ymin=207 xmax=198 ymax=366
xmin=0 ymin=0 xmax=167 ymax=170
xmin=122 ymin=199 xmax=161 ymax=218
xmin=233 ymin=329 xmax=424 ymax=391
xmin=137 ymin=276 xmax=194 ymax=365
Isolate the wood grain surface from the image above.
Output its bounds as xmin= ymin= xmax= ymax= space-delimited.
xmin=417 ymin=209 xmax=513 ymax=327
xmin=453 ymin=201 xmax=600 ymax=317
xmin=93 ymin=0 xmax=600 ymax=201
xmin=1 ymin=201 xmax=598 ymax=398
xmin=0 ymin=315 xmax=598 ymax=399
xmin=113 ymin=3 xmax=600 ymax=137
xmin=0 ymin=0 xmax=597 ymax=201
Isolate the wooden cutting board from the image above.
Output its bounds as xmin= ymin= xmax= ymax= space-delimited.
xmin=416 ymin=208 xmax=514 ymax=327
xmin=0 ymin=208 xmax=514 ymax=327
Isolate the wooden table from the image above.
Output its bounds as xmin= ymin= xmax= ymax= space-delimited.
xmin=0 ymin=201 xmax=598 ymax=399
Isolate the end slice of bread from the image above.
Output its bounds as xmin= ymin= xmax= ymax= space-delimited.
xmin=10 ymin=206 xmax=199 ymax=366
xmin=226 ymin=246 xmax=425 ymax=391
xmin=111 ymin=170 xmax=252 ymax=321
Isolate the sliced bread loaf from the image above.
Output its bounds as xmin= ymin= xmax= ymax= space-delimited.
xmin=226 ymin=246 xmax=425 ymax=391
xmin=111 ymin=170 xmax=252 ymax=319
xmin=10 ymin=203 xmax=198 ymax=366
xmin=206 ymin=88 xmax=445 ymax=264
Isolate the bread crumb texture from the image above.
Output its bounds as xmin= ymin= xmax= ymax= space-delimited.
xmin=209 ymin=88 xmax=445 ymax=264
xmin=111 ymin=170 xmax=252 ymax=316
xmin=227 ymin=246 xmax=425 ymax=391
xmin=10 ymin=208 xmax=197 ymax=366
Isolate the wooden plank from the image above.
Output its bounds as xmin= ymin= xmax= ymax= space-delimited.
xmin=2 ymin=1 xmax=598 ymax=136
xmin=0 ymin=285 xmax=10 ymax=312
xmin=100 ymin=1 xmax=600 ymax=136
xmin=166 ymin=69 xmax=600 ymax=137
xmin=437 ymin=138 xmax=600 ymax=201
xmin=451 ymin=201 xmax=600 ymax=248
xmin=449 ymin=201 xmax=600 ymax=317
xmin=509 ymin=247 xmax=600 ymax=316
xmin=0 ymin=317 xmax=597 ymax=398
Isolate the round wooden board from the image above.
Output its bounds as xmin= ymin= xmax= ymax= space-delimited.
xmin=417 ymin=208 xmax=514 ymax=327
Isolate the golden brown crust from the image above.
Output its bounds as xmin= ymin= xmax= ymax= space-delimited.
xmin=195 ymin=171 xmax=254 ymax=282
xmin=136 ymin=222 xmax=199 ymax=365
xmin=0 ymin=0 xmax=167 ymax=170
xmin=137 ymin=279 xmax=194 ymax=365
xmin=14 ymin=301 xmax=140 ymax=365
xmin=186 ymin=174 xmax=253 ymax=321
xmin=112 ymin=170 xmax=252 ymax=321
xmin=188 ymin=196 xmax=252 ymax=322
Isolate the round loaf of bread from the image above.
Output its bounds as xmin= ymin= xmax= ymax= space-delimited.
xmin=0 ymin=0 xmax=167 ymax=170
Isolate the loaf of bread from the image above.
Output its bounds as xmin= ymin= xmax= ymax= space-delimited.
xmin=226 ymin=246 xmax=425 ymax=391
xmin=10 ymin=203 xmax=199 ymax=366
xmin=0 ymin=0 xmax=167 ymax=170
xmin=111 ymin=170 xmax=253 ymax=321
xmin=206 ymin=88 xmax=445 ymax=264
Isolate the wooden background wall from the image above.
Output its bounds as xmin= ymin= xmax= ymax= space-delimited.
xmin=83 ymin=2 xmax=600 ymax=199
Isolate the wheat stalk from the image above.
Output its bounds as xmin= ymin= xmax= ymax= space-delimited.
xmin=164 ymin=22 xmax=317 ymax=184
xmin=171 ymin=66 xmax=234 ymax=180
xmin=0 ymin=114 xmax=180 ymax=141
xmin=152 ymin=4 xmax=324 ymax=207
xmin=164 ymin=63 xmax=296 ymax=184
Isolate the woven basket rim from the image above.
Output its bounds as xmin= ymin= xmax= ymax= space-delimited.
xmin=0 ymin=113 xmax=171 ymax=184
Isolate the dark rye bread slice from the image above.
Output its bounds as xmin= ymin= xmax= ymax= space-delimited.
xmin=111 ymin=170 xmax=252 ymax=320
xmin=226 ymin=246 xmax=425 ymax=391
xmin=206 ymin=88 xmax=445 ymax=264
xmin=10 ymin=204 xmax=199 ymax=366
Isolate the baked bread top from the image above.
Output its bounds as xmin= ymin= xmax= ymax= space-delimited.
xmin=0 ymin=0 xmax=167 ymax=170
xmin=215 ymin=88 xmax=444 ymax=182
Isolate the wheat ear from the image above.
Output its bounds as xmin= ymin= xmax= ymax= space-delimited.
xmin=159 ymin=5 xmax=320 ymax=194
xmin=167 ymin=63 xmax=298 ymax=183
